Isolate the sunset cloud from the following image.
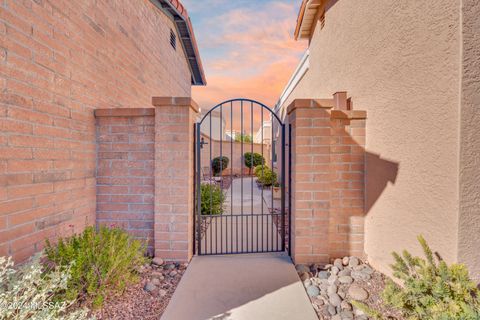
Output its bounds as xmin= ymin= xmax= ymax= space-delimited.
xmin=182 ymin=0 xmax=306 ymax=121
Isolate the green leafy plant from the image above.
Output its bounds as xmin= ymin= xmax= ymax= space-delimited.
xmin=352 ymin=235 xmax=480 ymax=320
xmin=0 ymin=254 xmax=90 ymax=320
xmin=211 ymin=156 xmax=229 ymax=176
xmin=45 ymin=226 xmax=147 ymax=309
xmin=200 ymin=184 xmax=225 ymax=215
xmin=234 ymin=134 xmax=252 ymax=143
xmin=257 ymin=167 xmax=277 ymax=187
xmin=244 ymin=152 xmax=265 ymax=169
xmin=254 ymin=164 xmax=270 ymax=177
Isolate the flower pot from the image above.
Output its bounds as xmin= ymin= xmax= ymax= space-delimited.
xmin=273 ymin=186 xmax=281 ymax=199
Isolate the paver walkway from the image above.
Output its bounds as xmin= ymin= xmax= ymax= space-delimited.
xmin=160 ymin=253 xmax=318 ymax=320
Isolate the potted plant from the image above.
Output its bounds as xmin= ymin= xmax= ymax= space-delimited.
xmin=273 ymin=181 xmax=281 ymax=199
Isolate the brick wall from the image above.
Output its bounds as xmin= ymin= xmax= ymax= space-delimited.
xmin=95 ymin=108 xmax=155 ymax=254
xmin=288 ymin=95 xmax=367 ymax=264
xmin=0 ymin=0 xmax=191 ymax=261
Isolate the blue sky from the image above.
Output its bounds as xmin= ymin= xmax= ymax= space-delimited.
xmin=181 ymin=0 xmax=307 ymax=110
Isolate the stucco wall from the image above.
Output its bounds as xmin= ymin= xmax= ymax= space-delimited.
xmin=280 ymin=0 xmax=469 ymax=277
xmin=458 ymin=0 xmax=480 ymax=282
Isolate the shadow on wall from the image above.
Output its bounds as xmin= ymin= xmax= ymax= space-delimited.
xmin=365 ymin=152 xmax=399 ymax=212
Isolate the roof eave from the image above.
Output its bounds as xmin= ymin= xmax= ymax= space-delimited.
xmin=154 ymin=0 xmax=207 ymax=85
xmin=294 ymin=0 xmax=324 ymax=40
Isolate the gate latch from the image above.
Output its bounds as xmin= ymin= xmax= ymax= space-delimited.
xmin=200 ymin=137 xmax=208 ymax=149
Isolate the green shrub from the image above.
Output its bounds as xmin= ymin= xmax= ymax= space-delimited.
xmin=200 ymin=184 xmax=225 ymax=215
xmin=244 ymin=152 xmax=265 ymax=169
xmin=257 ymin=167 xmax=277 ymax=187
xmin=45 ymin=226 xmax=147 ymax=309
xmin=211 ymin=156 xmax=229 ymax=176
xmin=234 ymin=134 xmax=252 ymax=143
xmin=254 ymin=164 xmax=270 ymax=177
xmin=352 ymin=235 xmax=480 ymax=320
xmin=0 ymin=254 xmax=90 ymax=320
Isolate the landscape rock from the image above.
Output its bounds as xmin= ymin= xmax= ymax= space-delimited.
xmin=331 ymin=266 xmax=340 ymax=275
xmin=338 ymin=275 xmax=353 ymax=284
xmin=340 ymin=300 xmax=352 ymax=311
xmin=300 ymin=272 xmax=310 ymax=281
xmin=152 ymin=257 xmax=164 ymax=266
xmin=306 ymin=285 xmax=320 ymax=297
xmin=351 ymin=270 xmax=371 ymax=281
xmin=342 ymin=257 xmax=349 ymax=266
xmin=333 ymin=259 xmax=344 ymax=270
xmin=338 ymin=268 xmax=351 ymax=277
xmin=327 ymin=304 xmax=337 ymax=316
xmin=144 ymin=282 xmax=157 ymax=292
xmin=348 ymin=285 xmax=369 ymax=301
xmin=327 ymin=284 xmax=337 ymax=295
xmin=348 ymin=257 xmax=359 ymax=268
xmin=169 ymin=270 xmax=178 ymax=277
xmin=150 ymin=278 xmax=161 ymax=286
xmin=340 ymin=310 xmax=354 ymax=319
xmin=328 ymin=293 xmax=342 ymax=307
xmin=317 ymin=270 xmax=330 ymax=279
xmin=296 ymin=264 xmax=310 ymax=273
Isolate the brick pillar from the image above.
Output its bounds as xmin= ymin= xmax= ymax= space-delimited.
xmin=288 ymin=95 xmax=367 ymax=264
xmin=152 ymin=97 xmax=198 ymax=261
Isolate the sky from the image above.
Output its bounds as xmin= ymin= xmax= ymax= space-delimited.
xmin=181 ymin=0 xmax=307 ymax=131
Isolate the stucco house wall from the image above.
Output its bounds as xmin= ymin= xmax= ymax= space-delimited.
xmin=278 ymin=0 xmax=480 ymax=280
xmin=0 ymin=0 xmax=194 ymax=261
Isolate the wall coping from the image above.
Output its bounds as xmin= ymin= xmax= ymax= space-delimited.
xmin=94 ymin=108 xmax=155 ymax=117
xmin=152 ymin=96 xmax=199 ymax=113
xmin=330 ymin=110 xmax=367 ymax=120
xmin=287 ymin=99 xmax=334 ymax=115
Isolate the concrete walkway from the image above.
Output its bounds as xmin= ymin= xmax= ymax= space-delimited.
xmin=161 ymin=253 xmax=318 ymax=320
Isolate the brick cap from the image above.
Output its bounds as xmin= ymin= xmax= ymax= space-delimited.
xmin=152 ymin=97 xmax=199 ymax=113
xmin=94 ymin=108 xmax=155 ymax=117
xmin=287 ymin=99 xmax=333 ymax=115
xmin=330 ymin=110 xmax=367 ymax=120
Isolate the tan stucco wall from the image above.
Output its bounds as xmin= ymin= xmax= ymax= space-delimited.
xmin=279 ymin=0 xmax=480 ymax=279
xmin=457 ymin=0 xmax=480 ymax=281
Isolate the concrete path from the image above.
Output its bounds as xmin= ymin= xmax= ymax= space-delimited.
xmin=161 ymin=253 xmax=318 ymax=320
xmin=201 ymin=178 xmax=282 ymax=254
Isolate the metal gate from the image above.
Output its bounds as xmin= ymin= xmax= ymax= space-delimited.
xmin=194 ymin=99 xmax=290 ymax=255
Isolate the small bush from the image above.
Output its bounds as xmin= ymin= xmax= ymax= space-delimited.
xmin=211 ymin=156 xmax=229 ymax=176
xmin=0 ymin=254 xmax=90 ymax=320
xmin=352 ymin=235 xmax=480 ymax=320
xmin=254 ymin=164 xmax=270 ymax=177
xmin=257 ymin=167 xmax=277 ymax=187
xmin=234 ymin=134 xmax=252 ymax=143
xmin=45 ymin=226 xmax=147 ymax=309
xmin=200 ymin=184 xmax=225 ymax=215
xmin=244 ymin=152 xmax=265 ymax=169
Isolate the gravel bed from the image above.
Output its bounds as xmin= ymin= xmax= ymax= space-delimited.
xmin=93 ymin=258 xmax=186 ymax=320
xmin=296 ymin=257 xmax=404 ymax=320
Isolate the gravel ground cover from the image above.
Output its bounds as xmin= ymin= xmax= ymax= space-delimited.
xmin=296 ymin=257 xmax=403 ymax=320
xmin=94 ymin=258 xmax=186 ymax=320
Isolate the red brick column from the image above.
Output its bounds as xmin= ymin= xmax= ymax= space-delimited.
xmin=152 ymin=97 xmax=198 ymax=261
xmin=288 ymin=99 xmax=333 ymax=264
xmin=288 ymin=96 xmax=367 ymax=264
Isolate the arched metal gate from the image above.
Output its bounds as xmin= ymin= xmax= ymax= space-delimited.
xmin=194 ymin=99 xmax=290 ymax=256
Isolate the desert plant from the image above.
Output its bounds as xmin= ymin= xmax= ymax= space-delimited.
xmin=45 ymin=226 xmax=147 ymax=309
xmin=0 ymin=254 xmax=90 ymax=320
xmin=257 ymin=167 xmax=277 ymax=187
xmin=254 ymin=164 xmax=270 ymax=177
xmin=234 ymin=134 xmax=252 ymax=143
xmin=200 ymin=184 xmax=225 ymax=215
xmin=244 ymin=152 xmax=265 ymax=169
xmin=352 ymin=235 xmax=480 ymax=320
xmin=211 ymin=156 xmax=229 ymax=176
